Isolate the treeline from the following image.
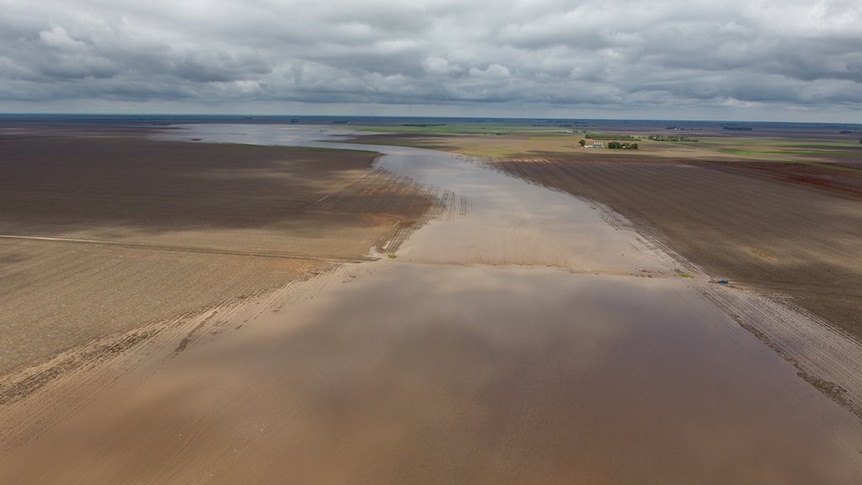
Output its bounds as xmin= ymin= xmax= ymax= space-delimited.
xmin=608 ymin=142 xmax=638 ymax=150
xmin=648 ymin=134 xmax=699 ymax=142
xmin=585 ymin=133 xmax=640 ymax=141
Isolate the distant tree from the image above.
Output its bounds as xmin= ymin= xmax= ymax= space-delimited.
xmin=631 ymin=143 xmax=638 ymax=150
xmin=578 ymin=139 xmax=586 ymax=147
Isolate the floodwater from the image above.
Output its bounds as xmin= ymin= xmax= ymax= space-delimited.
xmin=160 ymin=125 xmax=675 ymax=274
xmin=2 ymin=125 xmax=862 ymax=483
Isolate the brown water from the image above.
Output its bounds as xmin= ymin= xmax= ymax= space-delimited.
xmin=2 ymin=125 xmax=861 ymax=483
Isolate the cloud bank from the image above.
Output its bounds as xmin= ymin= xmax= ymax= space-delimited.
xmin=1 ymin=0 xmax=860 ymax=120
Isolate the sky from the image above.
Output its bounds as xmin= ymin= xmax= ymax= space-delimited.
xmin=1 ymin=0 xmax=860 ymax=122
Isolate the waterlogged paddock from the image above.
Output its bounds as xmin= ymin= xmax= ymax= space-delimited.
xmin=3 ymin=263 xmax=861 ymax=484
xmin=2 ymin=125 xmax=862 ymax=484
xmin=0 ymin=135 xmax=430 ymax=375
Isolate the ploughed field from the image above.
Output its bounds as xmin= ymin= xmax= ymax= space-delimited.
xmin=2 ymin=123 xmax=862 ymax=484
xmin=493 ymin=156 xmax=862 ymax=339
xmin=349 ymin=129 xmax=862 ymax=342
xmin=4 ymin=124 xmax=862 ymax=484
xmin=0 ymin=134 xmax=431 ymax=385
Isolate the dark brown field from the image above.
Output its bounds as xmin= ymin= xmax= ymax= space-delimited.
xmin=0 ymin=133 xmax=430 ymax=387
xmin=493 ymin=156 xmax=862 ymax=338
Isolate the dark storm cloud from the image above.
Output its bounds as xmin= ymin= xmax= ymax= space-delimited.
xmin=0 ymin=0 xmax=859 ymax=118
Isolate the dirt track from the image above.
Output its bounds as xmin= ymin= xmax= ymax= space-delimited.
xmin=0 ymin=134 xmax=431 ymax=389
xmin=491 ymin=156 xmax=862 ymax=339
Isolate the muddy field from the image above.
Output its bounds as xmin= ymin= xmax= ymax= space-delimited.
xmin=492 ymin=156 xmax=862 ymax=338
xmin=348 ymin=129 xmax=862 ymax=341
xmin=3 ymin=125 xmax=862 ymax=484
xmin=0 ymin=134 xmax=430 ymax=385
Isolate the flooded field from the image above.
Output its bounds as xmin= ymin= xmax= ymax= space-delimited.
xmin=0 ymin=135 xmax=429 ymax=390
xmin=491 ymin=156 xmax=862 ymax=337
xmin=2 ymin=124 xmax=861 ymax=483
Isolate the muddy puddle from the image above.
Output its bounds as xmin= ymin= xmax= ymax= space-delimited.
xmin=3 ymin=125 xmax=861 ymax=483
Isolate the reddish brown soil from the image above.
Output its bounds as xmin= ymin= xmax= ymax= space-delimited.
xmin=700 ymin=160 xmax=862 ymax=200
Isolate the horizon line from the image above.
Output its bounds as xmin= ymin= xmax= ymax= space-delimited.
xmin=1 ymin=112 xmax=860 ymax=127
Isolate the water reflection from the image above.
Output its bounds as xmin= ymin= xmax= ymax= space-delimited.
xmin=162 ymin=124 xmax=675 ymax=274
xmin=140 ymin=123 xmax=862 ymax=484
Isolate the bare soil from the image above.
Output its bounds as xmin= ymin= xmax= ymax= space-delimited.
xmin=0 ymin=134 xmax=431 ymax=387
xmin=490 ymin=155 xmax=862 ymax=339
xmin=3 ymin=262 xmax=862 ymax=484
xmin=348 ymin=129 xmax=862 ymax=424
xmin=3 ymin=127 xmax=862 ymax=483
xmin=349 ymin=131 xmax=862 ymax=339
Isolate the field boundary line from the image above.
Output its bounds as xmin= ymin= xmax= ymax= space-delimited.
xmin=0 ymin=234 xmax=373 ymax=263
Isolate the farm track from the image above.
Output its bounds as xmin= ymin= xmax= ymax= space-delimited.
xmin=0 ymin=234 xmax=374 ymax=263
